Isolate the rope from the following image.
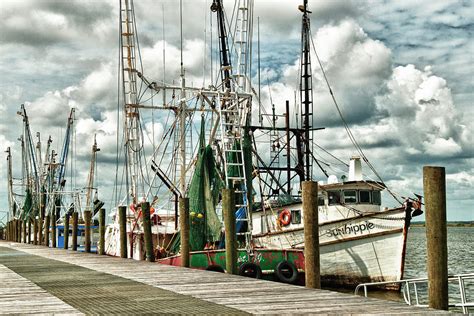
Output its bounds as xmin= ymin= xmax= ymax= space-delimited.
xmin=309 ymin=30 xmax=402 ymax=205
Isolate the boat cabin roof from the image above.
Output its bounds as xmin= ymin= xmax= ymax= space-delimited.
xmin=320 ymin=180 xmax=384 ymax=192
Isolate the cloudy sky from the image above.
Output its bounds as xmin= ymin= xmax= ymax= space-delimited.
xmin=0 ymin=0 xmax=472 ymax=222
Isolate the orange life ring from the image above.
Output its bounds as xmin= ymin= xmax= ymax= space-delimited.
xmin=279 ymin=209 xmax=291 ymax=226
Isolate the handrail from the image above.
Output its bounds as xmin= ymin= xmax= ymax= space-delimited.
xmin=355 ymin=273 xmax=474 ymax=314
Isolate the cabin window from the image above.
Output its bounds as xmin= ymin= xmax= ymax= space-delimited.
xmin=328 ymin=191 xmax=341 ymax=205
xmin=318 ymin=197 xmax=325 ymax=206
xmin=343 ymin=190 xmax=357 ymax=204
xmin=291 ymin=210 xmax=301 ymax=224
xmin=359 ymin=190 xmax=371 ymax=204
xmin=372 ymin=191 xmax=381 ymax=205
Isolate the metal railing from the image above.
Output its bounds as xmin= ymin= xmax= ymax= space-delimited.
xmin=355 ymin=273 xmax=474 ymax=314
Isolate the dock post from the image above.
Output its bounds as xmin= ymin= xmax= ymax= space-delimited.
xmin=98 ymin=208 xmax=106 ymax=255
xmin=13 ymin=219 xmax=18 ymax=242
xmin=18 ymin=220 xmax=22 ymax=242
xmin=38 ymin=217 xmax=43 ymax=245
xmin=63 ymin=214 xmax=70 ymax=250
xmin=119 ymin=206 xmax=127 ymax=258
xmin=33 ymin=218 xmax=38 ymax=245
xmin=22 ymin=220 xmax=27 ymax=243
xmin=72 ymin=212 xmax=78 ymax=251
xmin=84 ymin=210 xmax=92 ymax=253
xmin=179 ymin=197 xmax=190 ymax=268
xmin=44 ymin=215 xmax=50 ymax=247
xmin=27 ymin=219 xmax=32 ymax=244
xmin=51 ymin=215 xmax=57 ymax=248
xmin=142 ymin=202 xmax=155 ymax=262
xmin=303 ymin=181 xmax=321 ymax=289
xmin=223 ymin=189 xmax=237 ymax=274
xmin=423 ymin=166 xmax=448 ymax=310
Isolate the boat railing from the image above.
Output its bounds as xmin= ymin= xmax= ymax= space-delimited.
xmin=354 ymin=273 xmax=474 ymax=314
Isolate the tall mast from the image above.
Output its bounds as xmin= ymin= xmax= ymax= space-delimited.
xmin=120 ymin=0 xmax=142 ymax=204
xmin=235 ymin=0 xmax=253 ymax=92
xmin=6 ymin=147 xmax=14 ymax=218
xmin=85 ymin=135 xmax=100 ymax=209
xmin=299 ymin=0 xmax=313 ymax=181
xmin=179 ymin=0 xmax=187 ymax=196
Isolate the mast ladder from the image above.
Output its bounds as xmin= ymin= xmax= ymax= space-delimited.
xmin=218 ymin=92 xmax=252 ymax=250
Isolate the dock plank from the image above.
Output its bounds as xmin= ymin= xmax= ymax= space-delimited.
xmin=0 ymin=241 xmax=450 ymax=315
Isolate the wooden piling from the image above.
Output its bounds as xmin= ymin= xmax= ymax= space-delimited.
xmin=14 ymin=219 xmax=18 ymax=242
xmin=119 ymin=206 xmax=127 ymax=258
xmin=27 ymin=219 xmax=32 ymax=244
xmin=44 ymin=215 xmax=50 ymax=247
xmin=51 ymin=216 xmax=57 ymax=248
xmin=223 ymin=189 xmax=237 ymax=274
xmin=18 ymin=220 xmax=22 ymax=242
xmin=38 ymin=217 xmax=43 ymax=245
xmin=423 ymin=166 xmax=448 ymax=310
xmin=84 ymin=210 xmax=92 ymax=253
xmin=98 ymin=208 xmax=106 ymax=255
xmin=33 ymin=218 xmax=38 ymax=245
xmin=179 ymin=197 xmax=190 ymax=268
xmin=302 ymin=181 xmax=321 ymax=289
xmin=72 ymin=212 xmax=78 ymax=251
xmin=63 ymin=214 xmax=70 ymax=250
xmin=22 ymin=220 xmax=27 ymax=243
xmin=141 ymin=202 xmax=155 ymax=262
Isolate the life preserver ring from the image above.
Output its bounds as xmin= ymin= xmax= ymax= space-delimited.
xmin=275 ymin=260 xmax=299 ymax=284
xmin=278 ymin=209 xmax=291 ymax=226
xmin=239 ymin=262 xmax=262 ymax=279
xmin=206 ymin=265 xmax=225 ymax=273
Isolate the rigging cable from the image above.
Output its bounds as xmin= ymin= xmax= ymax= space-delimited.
xmin=309 ymin=31 xmax=402 ymax=205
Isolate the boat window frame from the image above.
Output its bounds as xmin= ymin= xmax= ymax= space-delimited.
xmin=343 ymin=190 xmax=358 ymax=204
xmin=372 ymin=190 xmax=381 ymax=205
xmin=291 ymin=209 xmax=301 ymax=224
xmin=358 ymin=190 xmax=371 ymax=204
xmin=328 ymin=190 xmax=342 ymax=205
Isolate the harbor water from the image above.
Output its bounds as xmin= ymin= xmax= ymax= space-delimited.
xmin=343 ymin=226 xmax=474 ymax=310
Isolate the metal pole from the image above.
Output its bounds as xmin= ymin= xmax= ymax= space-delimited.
xmin=71 ymin=212 xmax=78 ymax=251
xmin=98 ymin=208 xmax=106 ymax=255
xmin=141 ymin=202 xmax=155 ymax=262
xmin=223 ymin=189 xmax=237 ymax=274
xmin=303 ymin=181 xmax=320 ymax=288
xmin=179 ymin=197 xmax=190 ymax=267
xmin=84 ymin=210 xmax=92 ymax=253
xmin=423 ymin=166 xmax=448 ymax=310
xmin=119 ymin=206 xmax=128 ymax=258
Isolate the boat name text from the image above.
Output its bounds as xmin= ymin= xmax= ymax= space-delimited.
xmin=325 ymin=221 xmax=375 ymax=237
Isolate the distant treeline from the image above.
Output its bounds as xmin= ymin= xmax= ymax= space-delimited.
xmin=411 ymin=221 xmax=474 ymax=227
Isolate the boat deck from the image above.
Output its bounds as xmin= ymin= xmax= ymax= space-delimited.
xmin=0 ymin=241 xmax=449 ymax=315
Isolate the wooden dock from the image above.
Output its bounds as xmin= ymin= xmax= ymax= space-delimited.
xmin=0 ymin=241 xmax=449 ymax=315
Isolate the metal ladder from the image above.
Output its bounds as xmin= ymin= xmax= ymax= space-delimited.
xmin=235 ymin=0 xmax=250 ymax=92
xmin=218 ymin=92 xmax=252 ymax=249
xmin=120 ymin=0 xmax=142 ymax=202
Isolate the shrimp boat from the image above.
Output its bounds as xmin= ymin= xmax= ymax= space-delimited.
xmin=104 ymin=0 xmax=423 ymax=289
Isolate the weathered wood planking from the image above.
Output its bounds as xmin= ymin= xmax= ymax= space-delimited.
xmin=1 ymin=241 xmax=449 ymax=315
xmin=0 ymin=264 xmax=82 ymax=315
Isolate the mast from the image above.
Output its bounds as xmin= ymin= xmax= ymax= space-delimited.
xmin=299 ymin=0 xmax=313 ymax=181
xmin=120 ymin=0 xmax=143 ymax=205
xmin=6 ymin=147 xmax=14 ymax=218
xmin=85 ymin=135 xmax=100 ymax=210
xmin=179 ymin=0 xmax=187 ymax=196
